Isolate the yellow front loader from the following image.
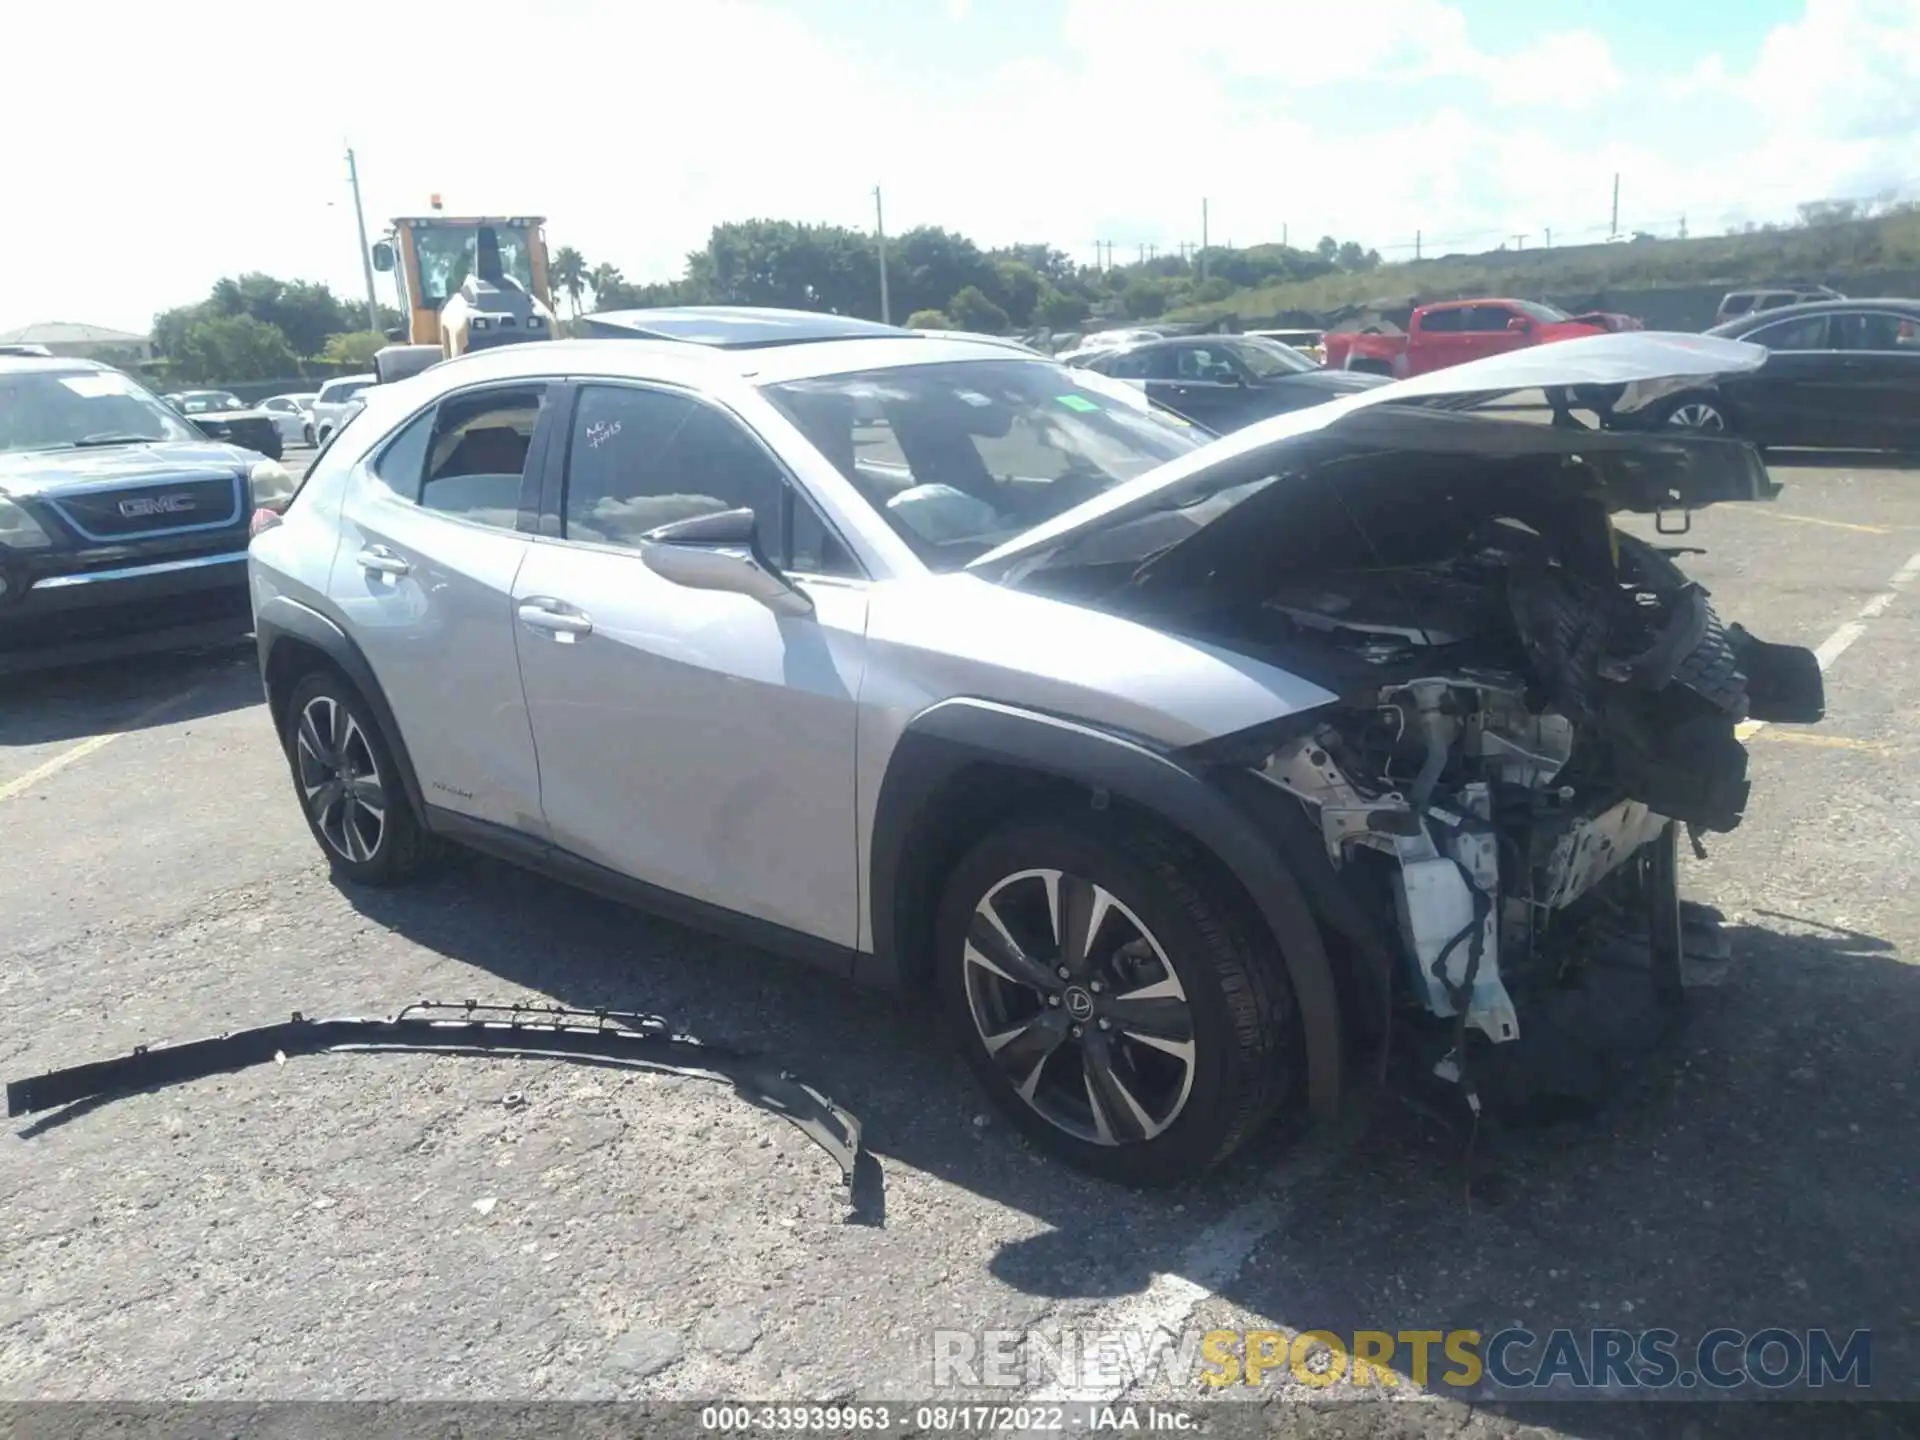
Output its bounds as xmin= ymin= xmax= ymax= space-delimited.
xmin=369 ymin=213 xmax=557 ymax=383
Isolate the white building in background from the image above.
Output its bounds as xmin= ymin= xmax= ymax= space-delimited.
xmin=0 ymin=321 xmax=152 ymax=362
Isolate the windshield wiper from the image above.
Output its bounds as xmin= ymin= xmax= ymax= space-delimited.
xmin=73 ymin=433 xmax=160 ymax=448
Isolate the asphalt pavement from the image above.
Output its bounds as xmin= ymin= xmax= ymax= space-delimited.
xmin=0 ymin=443 xmax=1915 ymax=1435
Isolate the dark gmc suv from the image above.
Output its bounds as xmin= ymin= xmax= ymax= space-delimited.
xmin=0 ymin=357 xmax=298 ymax=672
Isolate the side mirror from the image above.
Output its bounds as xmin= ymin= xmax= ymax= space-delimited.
xmin=371 ymin=242 xmax=395 ymax=273
xmin=638 ymin=507 xmax=814 ymax=618
xmin=1506 ymin=316 xmax=1531 ymax=333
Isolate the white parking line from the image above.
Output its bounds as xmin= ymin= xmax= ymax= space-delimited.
xmin=1736 ymin=548 xmax=1920 ymax=742
xmin=0 ymin=677 xmax=214 ymax=804
xmin=999 ymin=1115 xmax=1362 ymax=1430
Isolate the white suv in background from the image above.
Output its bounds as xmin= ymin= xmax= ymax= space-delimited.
xmin=309 ymin=374 xmax=375 ymax=446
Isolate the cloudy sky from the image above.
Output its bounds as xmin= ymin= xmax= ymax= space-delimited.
xmin=5 ymin=0 xmax=1917 ymax=334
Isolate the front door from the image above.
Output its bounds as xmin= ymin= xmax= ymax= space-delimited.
xmin=1726 ymin=313 xmax=1837 ymax=446
xmin=512 ymin=381 xmax=870 ymax=950
xmin=328 ymin=382 xmax=554 ymax=833
xmin=1159 ymin=342 xmax=1260 ymax=432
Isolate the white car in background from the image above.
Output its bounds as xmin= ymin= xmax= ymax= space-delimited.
xmin=309 ymin=374 xmax=375 ymax=447
xmin=260 ymin=393 xmax=319 ymax=447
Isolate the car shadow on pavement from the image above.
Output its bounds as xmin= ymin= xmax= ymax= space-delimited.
xmin=0 ymin=642 xmax=259 ymax=747
xmin=1766 ymin=449 xmax=1920 ymax=471
xmin=338 ymin=859 xmax=1920 ymax=1407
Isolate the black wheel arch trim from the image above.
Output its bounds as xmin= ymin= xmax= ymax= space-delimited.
xmin=254 ymin=594 xmax=428 ymax=824
xmin=867 ymin=696 xmax=1344 ymax=1122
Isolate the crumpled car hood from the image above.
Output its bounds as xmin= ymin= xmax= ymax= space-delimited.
xmin=967 ymin=331 xmax=1767 ymax=581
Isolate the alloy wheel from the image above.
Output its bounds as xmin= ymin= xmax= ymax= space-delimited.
xmin=963 ymin=868 xmax=1197 ymax=1146
xmin=1667 ymin=401 xmax=1727 ymax=432
xmin=294 ymin=695 xmax=387 ymax=863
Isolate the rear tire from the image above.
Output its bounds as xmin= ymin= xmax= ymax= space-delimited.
xmin=302 ymin=423 xmax=315 ymax=446
xmin=283 ymin=670 xmax=435 ymax=886
xmin=934 ymin=814 xmax=1299 ymax=1186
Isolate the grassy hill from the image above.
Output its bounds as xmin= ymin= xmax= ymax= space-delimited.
xmin=1170 ymin=210 xmax=1920 ymax=329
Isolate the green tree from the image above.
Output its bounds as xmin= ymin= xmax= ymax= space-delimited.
xmin=682 ymin=219 xmax=877 ymax=316
xmin=892 ymin=227 xmax=995 ymax=320
xmin=905 ymin=308 xmax=952 ymax=329
xmin=173 ymin=315 xmax=301 ymax=384
xmin=1191 ymin=276 xmax=1236 ymax=304
xmin=948 ymin=285 xmax=1009 ymax=334
xmin=321 ymin=331 xmax=387 ymax=367
xmin=1036 ymin=288 xmax=1090 ymax=327
xmin=1315 ymin=235 xmax=1339 ymax=263
xmin=589 ymin=263 xmax=634 ymax=309
xmin=550 ymin=246 xmax=589 ymax=317
xmin=987 ymin=260 xmax=1043 ymax=327
xmin=1122 ymin=278 xmax=1170 ymax=320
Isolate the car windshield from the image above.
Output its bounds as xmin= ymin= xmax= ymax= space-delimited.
xmin=1229 ymin=337 xmax=1318 ymax=376
xmin=0 ymin=370 xmax=201 ymax=452
xmin=761 ymin=358 xmax=1207 ymax=569
xmin=325 ymin=381 xmax=370 ymax=404
xmin=1514 ymin=301 xmax=1571 ymax=323
xmin=180 ymin=393 xmax=243 ymax=413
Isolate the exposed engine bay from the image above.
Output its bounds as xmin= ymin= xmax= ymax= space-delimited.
xmin=1074 ymin=432 xmax=1828 ymax=1063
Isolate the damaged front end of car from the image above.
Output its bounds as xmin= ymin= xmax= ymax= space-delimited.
xmin=976 ymin=334 xmax=1826 ymax=1117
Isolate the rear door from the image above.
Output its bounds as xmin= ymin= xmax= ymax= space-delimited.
xmin=1408 ymin=305 xmax=1471 ymax=372
xmin=1726 ymin=313 xmax=1839 ymax=445
xmin=328 ymin=380 xmax=555 ymax=834
xmin=1825 ymin=310 xmax=1920 ymax=449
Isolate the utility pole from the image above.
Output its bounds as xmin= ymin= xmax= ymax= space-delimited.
xmin=1281 ymin=223 xmax=1287 ymax=248
xmin=1200 ymin=199 xmax=1209 ymax=280
xmin=1137 ymin=242 xmax=1146 ymax=264
xmin=873 ymin=187 xmax=891 ymax=324
xmin=1610 ymin=173 xmax=1621 ymax=240
xmin=345 ymin=145 xmax=380 ymax=335
xmin=1511 ymin=233 xmax=1527 ymax=250
xmin=1545 ymin=227 xmax=1552 ymax=250
xmin=1415 ymin=229 xmax=1422 ymax=260
xmin=1678 ymin=213 xmax=1689 ymax=240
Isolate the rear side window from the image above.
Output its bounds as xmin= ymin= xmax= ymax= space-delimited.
xmin=418 ymin=387 xmax=546 ymax=529
xmin=1418 ymin=308 xmax=1465 ymax=333
xmin=1832 ymin=312 xmax=1917 ymax=350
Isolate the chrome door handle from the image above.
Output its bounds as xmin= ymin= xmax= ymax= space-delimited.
xmin=357 ymin=545 xmax=411 ymax=577
xmin=517 ymin=600 xmax=593 ymax=636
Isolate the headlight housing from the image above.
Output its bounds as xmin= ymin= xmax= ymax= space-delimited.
xmin=0 ymin=495 xmax=52 ymax=549
xmin=248 ymin=460 xmax=297 ymax=512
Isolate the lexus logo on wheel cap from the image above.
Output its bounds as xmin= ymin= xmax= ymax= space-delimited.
xmin=1063 ymin=986 xmax=1096 ymax=1021
xmin=118 ymin=494 xmax=195 ymax=517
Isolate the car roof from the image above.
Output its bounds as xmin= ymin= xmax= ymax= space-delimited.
xmin=1711 ymin=298 xmax=1920 ymax=334
xmin=580 ymin=306 xmax=912 ymax=348
xmin=322 ymin=373 xmax=376 ymax=388
xmin=0 ymin=354 xmax=110 ymax=377
xmin=366 ymin=333 xmax=1054 ymax=407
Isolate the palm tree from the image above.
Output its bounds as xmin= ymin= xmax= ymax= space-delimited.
xmin=588 ymin=262 xmax=627 ymax=310
xmin=550 ymin=246 xmax=587 ymax=318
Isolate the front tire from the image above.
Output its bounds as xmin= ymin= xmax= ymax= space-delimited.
xmin=283 ymin=670 xmax=434 ymax=886
xmin=302 ymin=423 xmax=315 ymax=446
xmin=1656 ymin=392 xmax=1732 ymax=434
xmin=934 ymin=815 xmax=1299 ymax=1186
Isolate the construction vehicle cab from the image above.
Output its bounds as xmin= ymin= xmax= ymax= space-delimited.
xmin=370 ymin=215 xmax=556 ymax=383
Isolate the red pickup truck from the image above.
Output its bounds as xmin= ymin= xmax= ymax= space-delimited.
xmin=1324 ymin=299 xmax=1636 ymax=378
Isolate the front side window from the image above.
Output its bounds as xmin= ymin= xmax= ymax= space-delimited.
xmin=1721 ymin=294 xmax=1755 ymax=317
xmin=762 ymin=358 xmax=1205 ymax=570
xmin=1226 ymin=337 xmax=1316 ymax=376
xmin=559 ymin=384 xmax=857 ymax=576
xmin=0 ymin=368 xmax=200 ymax=453
xmin=325 ymin=380 xmax=370 ymax=405
xmin=1173 ymin=345 xmax=1243 ymax=382
xmin=1463 ymin=306 xmax=1520 ymax=332
xmin=1747 ymin=315 xmax=1830 ymax=351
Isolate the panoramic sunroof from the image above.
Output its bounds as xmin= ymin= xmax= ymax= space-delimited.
xmin=579 ymin=307 xmax=912 ymax=349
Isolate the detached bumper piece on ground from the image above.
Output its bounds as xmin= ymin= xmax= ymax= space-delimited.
xmin=7 ymin=1001 xmax=870 ymax=1198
